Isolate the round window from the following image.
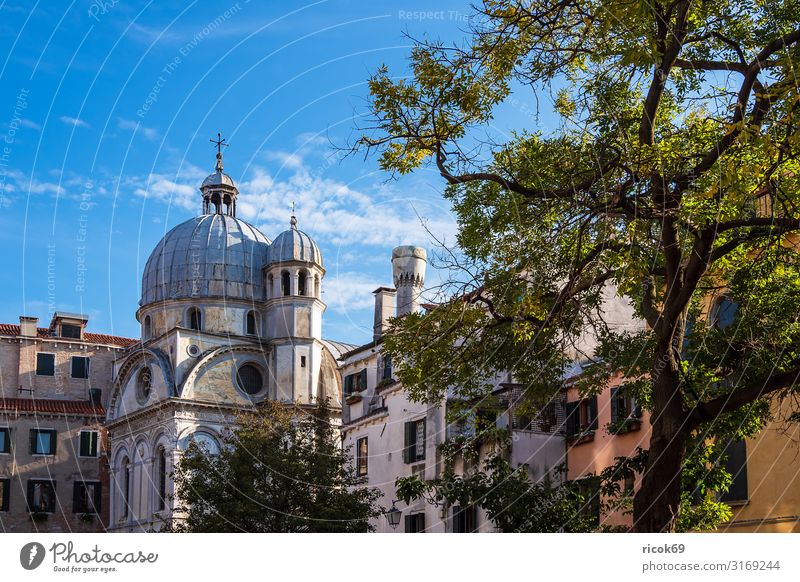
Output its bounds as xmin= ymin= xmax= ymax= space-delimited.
xmin=136 ymin=366 xmax=152 ymax=404
xmin=236 ymin=364 xmax=263 ymax=395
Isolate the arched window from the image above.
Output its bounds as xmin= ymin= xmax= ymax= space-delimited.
xmin=246 ymin=311 xmax=258 ymax=335
xmin=136 ymin=367 xmax=152 ymax=405
xmin=188 ymin=307 xmax=202 ymax=330
xmin=143 ymin=315 xmax=151 ymax=340
xmin=155 ymin=447 xmax=167 ymax=512
xmin=298 ymin=271 xmax=307 ymax=296
xmin=281 ymin=271 xmax=291 ymax=296
xmin=121 ymin=457 xmax=130 ymax=519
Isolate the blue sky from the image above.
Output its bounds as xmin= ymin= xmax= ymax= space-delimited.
xmin=0 ymin=0 xmax=544 ymax=345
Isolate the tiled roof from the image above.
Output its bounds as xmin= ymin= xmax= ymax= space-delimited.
xmin=0 ymin=324 xmax=137 ymax=348
xmin=0 ymin=398 xmax=105 ymax=416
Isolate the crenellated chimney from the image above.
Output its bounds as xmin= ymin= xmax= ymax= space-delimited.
xmin=392 ymin=246 xmax=427 ymax=317
xmin=373 ymin=287 xmax=396 ymax=341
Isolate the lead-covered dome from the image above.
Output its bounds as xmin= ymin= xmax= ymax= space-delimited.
xmin=141 ymin=214 xmax=271 ymax=305
xmin=269 ymin=217 xmax=323 ymax=266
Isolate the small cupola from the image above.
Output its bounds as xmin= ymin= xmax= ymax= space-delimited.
xmin=200 ymin=132 xmax=239 ymax=216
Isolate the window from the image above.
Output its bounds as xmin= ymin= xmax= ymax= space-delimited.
xmin=300 ymin=355 xmax=307 ymax=368
xmin=403 ymin=419 xmax=426 ymax=463
xmin=719 ymin=440 xmax=748 ymax=503
xmin=60 ymin=324 xmax=81 ymax=339
xmin=575 ymin=477 xmax=601 ymax=527
xmin=246 ymin=311 xmax=258 ymax=335
xmin=565 ymin=396 xmax=598 ymax=438
xmin=281 ymin=271 xmax=291 ymax=296
xmin=30 ymin=429 xmax=56 ymax=455
xmin=624 ymin=473 xmax=635 ymax=496
xmin=344 ymin=369 xmax=368 ymax=396
xmin=71 ymin=356 xmax=90 ymax=379
xmin=0 ymin=427 xmax=9 ymax=454
xmin=713 ymin=296 xmax=739 ymax=330
xmin=298 ymin=271 xmax=307 ymax=296
xmin=143 ymin=315 xmax=152 ymax=339
xmin=405 ymin=512 xmax=425 ymax=533
xmin=236 ymin=364 xmax=263 ymax=395
xmin=73 ymin=481 xmax=101 ymax=514
xmin=267 ymin=274 xmax=274 ymax=298
xmin=382 ymin=355 xmax=392 ymax=381
xmin=156 ymin=448 xmax=167 ymax=512
xmin=136 ymin=367 xmax=152 ymax=404
xmin=453 ymin=505 xmax=478 ymax=533
xmin=79 ymin=430 xmax=99 ymax=458
xmin=27 ymin=480 xmax=56 ymax=513
xmin=610 ymin=386 xmax=642 ymax=429
xmin=356 ymin=437 xmax=368 ymax=476
xmin=121 ymin=457 xmax=130 ymax=518
xmin=314 ymin=275 xmax=320 ymax=298
xmin=0 ymin=478 xmax=9 ymax=511
xmin=188 ymin=307 xmax=202 ymax=330
xmin=36 ymin=353 xmax=55 ymax=376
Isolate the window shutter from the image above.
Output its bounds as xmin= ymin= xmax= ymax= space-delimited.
xmin=610 ymin=387 xmax=619 ymax=422
xmin=26 ymin=480 xmax=34 ymax=511
xmin=93 ymin=483 xmax=102 ymax=513
xmin=404 ymin=514 xmax=412 ymax=533
xmin=403 ymin=421 xmax=415 ymax=464
xmin=418 ymin=419 xmax=426 ymax=461
xmin=720 ymin=440 xmax=748 ymax=502
xmin=50 ymin=430 xmax=57 ymax=455
xmin=344 ymin=375 xmax=353 ymax=396
xmin=632 ymin=397 xmax=642 ymax=419
xmin=565 ymin=402 xmax=579 ymax=436
xmin=383 ymin=356 xmax=392 ymax=380
xmin=73 ymin=482 xmax=83 ymax=513
xmin=359 ymin=368 xmax=367 ymax=391
xmin=588 ymin=396 xmax=598 ymax=430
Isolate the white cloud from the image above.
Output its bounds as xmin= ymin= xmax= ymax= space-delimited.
xmin=19 ymin=119 xmax=41 ymax=130
xmin=323 ymin=271 xmax=381 ymax=315
xmin=264 ymin=150 xmax=304 ymax=170
xmin=59 ymin=116 xmax=90 ymax=128
xmin=118 ymin=118 xmax=159 ymax=140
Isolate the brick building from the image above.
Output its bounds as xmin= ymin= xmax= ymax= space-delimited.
xmin=0 ymin=313 xmax=135 ymax=532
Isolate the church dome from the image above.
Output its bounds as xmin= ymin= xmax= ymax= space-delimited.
xmin=141 ymin=214 xmax=271 ymax=306
xmin=269 ymin=217 xmax=323 ymax=266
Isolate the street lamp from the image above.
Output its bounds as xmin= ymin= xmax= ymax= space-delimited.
xmin=385 ymin=501 xmax=402 ymax=530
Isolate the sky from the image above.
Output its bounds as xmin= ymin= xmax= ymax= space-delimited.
xmin=0 ymin=0 xmax=544 ymax=345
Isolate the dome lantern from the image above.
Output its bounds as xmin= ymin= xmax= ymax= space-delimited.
xmin=200 ymin=132 xmax=239 ymax=216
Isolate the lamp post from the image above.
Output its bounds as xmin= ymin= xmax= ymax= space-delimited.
xmin=385 ymin=501 xmax=402 ymax=530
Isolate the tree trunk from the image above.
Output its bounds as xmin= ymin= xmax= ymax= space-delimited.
xmin=633 ymin=352 xmax=687 ymax=532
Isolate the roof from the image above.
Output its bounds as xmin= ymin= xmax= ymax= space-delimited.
xmin=201 ymin=171 xmax=237 ymax=189
xmin=321 ymin=339 xmax=359 ymax=360
xmin=0 ymin=324 xmax=137 ymax=348
xmin=0 ymin=398 xmax=105 ymax=416
xmin=269 ymin=219 xmax=323 ymax=266
xmin=141 ymin=214 xmax=271 ymax=305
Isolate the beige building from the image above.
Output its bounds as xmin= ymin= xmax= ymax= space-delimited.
xmin=0 ymin=313 xmax=135 ymax=532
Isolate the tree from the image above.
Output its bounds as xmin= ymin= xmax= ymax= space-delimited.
xmin=356 ymin=0 xmax=800 ymax=532
xmin=396 ymin=428 xmax=598 ymax=532
xmin=170 ymin=401 xmax=382 ymax=532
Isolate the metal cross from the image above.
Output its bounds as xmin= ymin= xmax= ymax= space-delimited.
xmin=210 ymin=132 xmax=228 ymax=155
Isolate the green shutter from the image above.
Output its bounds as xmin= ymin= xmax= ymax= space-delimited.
xmin=359 ymin=368 xmax=367 ymax=391
xmin=344 ymin=374 xmax=353 ymax=396
xmin=610 ymin=387 xmax=619 ymax=422
xmin=588 ymin=396 xmax=598 ymax=430
xmin=403 ymin=421 xmax=415 ymax=463
xmin=73 ymin=482 xmax=83 ymax=513
xmin=565 ymin=402 xmax=579 ymax=436
xmin=418 ymin=419 xmax=426 ymax=461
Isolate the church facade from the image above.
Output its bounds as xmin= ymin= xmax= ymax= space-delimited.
xmin=105 ymin=149 xmax=349 ymax=532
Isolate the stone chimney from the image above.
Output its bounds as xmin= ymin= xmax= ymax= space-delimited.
xmin=392 ymin=246 xmax=427 ymax=317
xmin=19 ymin=316 xmax=38 ymax=337
xmin=373 ymin=287 xmax=396 ymax=341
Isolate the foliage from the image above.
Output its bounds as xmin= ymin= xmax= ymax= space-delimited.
xmin=359 ymin=0 xmax=800 ymax=531
xmin=170 ymin=401 xmax=382 ymax=532
xmin=396 ymin=450 xmax=596 ymax=533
